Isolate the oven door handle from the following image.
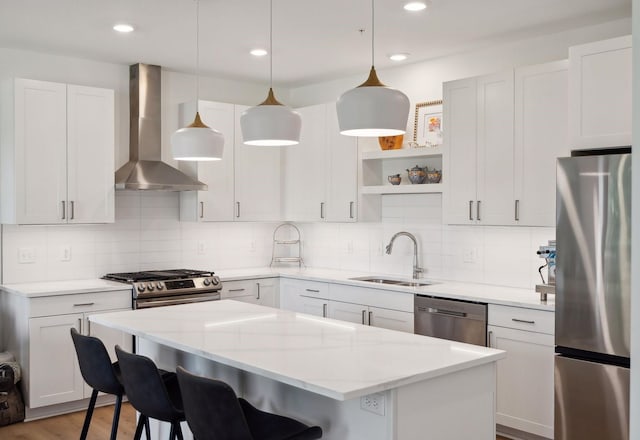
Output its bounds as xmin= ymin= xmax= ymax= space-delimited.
xmin=136 ymin=293 xmax=220 ymax=309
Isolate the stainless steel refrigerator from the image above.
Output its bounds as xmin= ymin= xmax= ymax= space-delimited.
xmin=555 ymin=151 xmax=631 ymax=440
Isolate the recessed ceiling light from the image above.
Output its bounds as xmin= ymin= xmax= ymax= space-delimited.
xmin=404 ymin=2 xmax=427 ymax=11
xmin=250 ymin=49 xmax=268 ymax=57
xmin=389 ymin=53 xmax=409 ymax=61
xmin=113 ymin=23 xmax=134 ymax=33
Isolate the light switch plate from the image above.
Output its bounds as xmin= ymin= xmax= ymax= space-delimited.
xmin=18 ymin=247 xmax=35 ymax=264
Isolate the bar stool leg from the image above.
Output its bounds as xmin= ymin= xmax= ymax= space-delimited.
xmin=175 ymin=422 xmax=184 ymax=440
xmin=144 ymin=417 xmax=151 ymax=440
xmin=109 ymin=393 xmax=123 ymax=440
xmin=80 ymin=389 xmax=99 ymax=440
xmin=134 ymin=414 xmax=147 ymax=440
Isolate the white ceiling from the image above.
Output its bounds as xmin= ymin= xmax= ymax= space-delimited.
xmin=0 ymin=0 xmax=631 ymax=87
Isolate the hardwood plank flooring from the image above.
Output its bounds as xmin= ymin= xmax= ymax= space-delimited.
xmin=0 ymin=403 xmax=511 ymax=439
xmin=0 ymin=403 xmax=136 ymax=439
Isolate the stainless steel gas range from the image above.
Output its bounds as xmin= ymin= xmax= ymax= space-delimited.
xmin=103 ymin=269 xmax=222 ymax=309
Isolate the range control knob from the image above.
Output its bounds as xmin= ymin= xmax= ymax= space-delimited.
xmin=137 ymin=284 xmax=145 ymax=293
xmin=146 ymin=283 xmax=155 ymax=291
xmin=156 ymin=283 xmax=164 ymax=290
xmin=203 ymin=278 xmax=211 ymax=286
xmin=211 ymin=277 xmax=219 ymax=285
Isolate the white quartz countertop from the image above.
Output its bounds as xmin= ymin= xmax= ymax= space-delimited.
xmin=0 ymin=279 xmax=131 ymax=297
xmin=218 ymin=267 xmax=555 ymax=311
xmin=90 ymin=300 xmax=505 ymax=401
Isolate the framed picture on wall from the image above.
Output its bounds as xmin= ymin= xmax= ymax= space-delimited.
xmin=413 ymin=100 xmax=443 ymax=147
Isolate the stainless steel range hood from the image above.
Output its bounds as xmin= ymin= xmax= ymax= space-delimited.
xmin=115 ymin=63 xmax=207 ymax=191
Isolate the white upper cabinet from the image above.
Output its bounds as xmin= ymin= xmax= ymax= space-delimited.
xmin=234 ymin=105 xmax=282 ymax=221
xmin=569 ymin=35 xmax=632 ymax=150
xmin=283 ymin=102 xmax=357 ymax=222
xmin=514 ymin=60 xmax=569 ymax=227
xmin=445 ymin=61 xmax=568 ymax=227
xmin=1 ymin=78 xmax=114 ymax=224
xmin=179 ymin=100 xmax=236 ymax=222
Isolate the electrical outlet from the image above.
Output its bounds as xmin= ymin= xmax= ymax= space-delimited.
xmin=197 ymin=241 xmax=206 ymax=255
xmin=249 ymin=240 xmax=257 ymax=253
xmin=18 ymin=247 xmax=35 ymax=264
xmin=346 ymin=240 xmax=354 ymax=254
xmin=463 ymin=247 xmax=477 ymax=263
xmin=360 ymin=393 xmax=385 ymax=416
xmin=60 ymin=245 xmax=72 ymax=261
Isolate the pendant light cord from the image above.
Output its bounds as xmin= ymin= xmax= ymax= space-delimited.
xmin=371 ymin=0 xmax=375 ymax=68
xmin=269 ymin=0 xmax=273 ymax=89
xmin=195 ymin=0 xmax=200 ymax=101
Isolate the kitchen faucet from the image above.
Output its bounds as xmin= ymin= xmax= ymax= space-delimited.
xmin=385 ymin=231 xmax=423 ymax=279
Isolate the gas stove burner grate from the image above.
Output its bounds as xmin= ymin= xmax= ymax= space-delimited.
xmin=103 ymin=269 xmax=214 ymax=283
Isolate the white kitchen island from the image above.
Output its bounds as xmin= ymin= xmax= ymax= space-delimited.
xmin=90 ymin=300 xmax=505 ymax=440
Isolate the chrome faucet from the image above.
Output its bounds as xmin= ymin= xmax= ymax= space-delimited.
xmin=385 ymin=231 xmax=423 ymax=279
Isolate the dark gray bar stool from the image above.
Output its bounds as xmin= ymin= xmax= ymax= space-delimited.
xmin=176 ymin=366 xmax=323 ymax=440
xmin=115 ymin=345 xmax=186 ymax=440
xmin=70 ymin=328 xmax=124 ymax=440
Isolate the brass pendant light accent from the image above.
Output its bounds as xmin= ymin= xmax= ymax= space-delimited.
xmin=358 ymin=66 xmax=386 ymax=87
xmin=259 ymin=88 xmax=284 ymax=106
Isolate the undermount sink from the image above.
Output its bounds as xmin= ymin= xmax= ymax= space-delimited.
xmin=350 ymin=276 xmax=432 ymax=287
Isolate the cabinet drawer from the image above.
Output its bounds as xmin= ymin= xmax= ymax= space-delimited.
xmin=221 ymin=280 xmax=256 ymax=299
xmin=29 ymin=290 xmax=132 ymax=318
xmin=329 ymin=283 xmax=413 ymax=313
xmin=488 ymin=304 xmax=554 ymax=335
xmin=288 ymin=280 xmax=329 ymax=299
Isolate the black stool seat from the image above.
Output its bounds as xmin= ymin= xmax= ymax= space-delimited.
xmin=70 ymin=328 xmax=124 ymax=440
xmin=115 ymin=345 xmax=186 ymax=440
xmin=176 ymin=366 xmax=323 ymax=440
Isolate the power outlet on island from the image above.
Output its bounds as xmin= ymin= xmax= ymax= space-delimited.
xmin=360 ymin=393 xmax=385 ymax=416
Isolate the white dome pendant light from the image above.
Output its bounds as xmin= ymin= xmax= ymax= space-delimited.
xmin=336 ymin=0 xmax=410 ymax=137
xmin=171 ymin=0 xmax=224 ymax=161
xmin=240 ymin=0 xmax=301 ymax=146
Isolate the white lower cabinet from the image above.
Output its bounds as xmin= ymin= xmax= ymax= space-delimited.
xmin=488 ymin=305 xmax=554 ymax=439
xmin=328 ymin=301 xmax=413 ymax=333
xmin=221 ymin=278 xmax=279 ymax=308
xmin=2 ymin=289 xmax=132 ymax=413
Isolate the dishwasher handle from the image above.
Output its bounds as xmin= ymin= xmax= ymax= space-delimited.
xmin=418 ymin=306 xmax=467 ymax=318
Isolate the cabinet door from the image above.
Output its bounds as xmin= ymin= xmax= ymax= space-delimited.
xmin=514 ymin=61 xmax=569 ymax=227
xmin=279 ymin=279 xmax=329 ymax=312
xmin=255 ymin=278 xmax=279 ymax=308
xmin=234 ymin=105 xmax=282 ymax=221
xmin=328 ymin=300 xmax=368 ymax=325
xmin=179 ymin=101 xmax=235 ymax=222
xmin=326 ymin=104 xmax=357 ymax=222
xmin=488 ymin=325 xmax=554 ymax=439
xmin=220 ymin=279 xmax=256 ymax=302
xmin=296 ymin=295 xmax=328 ymax=317
xmin=476 ymin=71 xmax=515 ymax=226
xmin=13 ymin=79 xmax=67 ymax=224
xmin=569 ymin=35 xmax=632 ymax=150
xmin=368 ymin=306 xmax=413 ymax=333
xmin=283 ymin=104 xmax=326 ymax=221
xmin=67 ymin=85 xmax=115 ymax=223
xmin=444 ymin=78 xmax=477 ymax=225
xmin=28 ymin=313 xmax=84 ymax=408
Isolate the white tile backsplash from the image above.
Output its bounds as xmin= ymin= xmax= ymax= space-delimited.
xmin=0 ymin=192 xmax=554 ymax=288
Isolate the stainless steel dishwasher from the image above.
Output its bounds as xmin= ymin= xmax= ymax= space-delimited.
xmin=414 ymin=295 xmax=488 ymax=346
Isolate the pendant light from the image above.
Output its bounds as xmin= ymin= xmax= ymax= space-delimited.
xmin=336 ymin=0 xmax=410 ymax=137
xmin=171 ymin=0 xmax=224 ymax=161
xmin=240 ymin=0 xmax=301 ymax=146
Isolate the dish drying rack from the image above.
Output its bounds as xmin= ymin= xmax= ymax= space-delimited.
xmin=270 ymin=223 xmax=304 ymax=267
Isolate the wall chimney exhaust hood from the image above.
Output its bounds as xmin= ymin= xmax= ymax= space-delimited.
xmin=115 ymin=63 xmax=207 ymax=191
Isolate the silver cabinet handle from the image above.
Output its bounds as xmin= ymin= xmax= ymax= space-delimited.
xmin=512 ymin=318 xmax=535 ymax=324
xmin=349 ymin=201 xmax=355 ymax=219
xmin=73 ymin=302 xmax=95 ymax=307
xmin=320 ymin=202 xmax=325 ymax=219
xmin=322 ymin=303 xmax=327 ymax=318
xmin=77 ymin=318 xmax=82 ymax=332
xmin=469 ymin=201 xmax=473 ymax=221
xmin=200 ymin=201 xmax=204 ymax=219
xmin=70 ymin=201 xmax=75 ymax=220
xmin=477 ymin=200 xmax=481 ymax=221
xmin=62 ymin=201 xmax=66 ymax=220
xmin=515 ymin=199 xmax=520 ymax=221
xmin=368 ymin=311 xmax=373 ymax=326
xmin=305 ymin=289 xmax=320 ymax=293
xmin=228 ymin=288 xmax=245 ymax=292
xmin=256 ymin=283 xmax=260 ymax=300
xmin=236 ymin=202 xmax=240 ymax=218
xmin=361 ymin=310 xmax=366 ymax=325
xmin=488 ymin=330 xmax=493 ymax=348
xmin=87 ymin=318 xmax=91 ymax=335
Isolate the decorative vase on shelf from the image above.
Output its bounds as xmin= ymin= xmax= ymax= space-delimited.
xmin=378 ymin=134 xmax=403 ymax=150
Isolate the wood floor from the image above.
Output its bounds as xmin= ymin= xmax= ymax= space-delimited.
xmin=0 ymin=403 xmax=512 ymax=439
xmin=0 ymin=403 xmax=137 ymax=439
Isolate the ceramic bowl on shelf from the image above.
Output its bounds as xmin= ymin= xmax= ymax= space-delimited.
xmin=387 ymin=174 xmax=401 ymax=185
xmin=378 ymin=135 xmax=403 ymax=150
